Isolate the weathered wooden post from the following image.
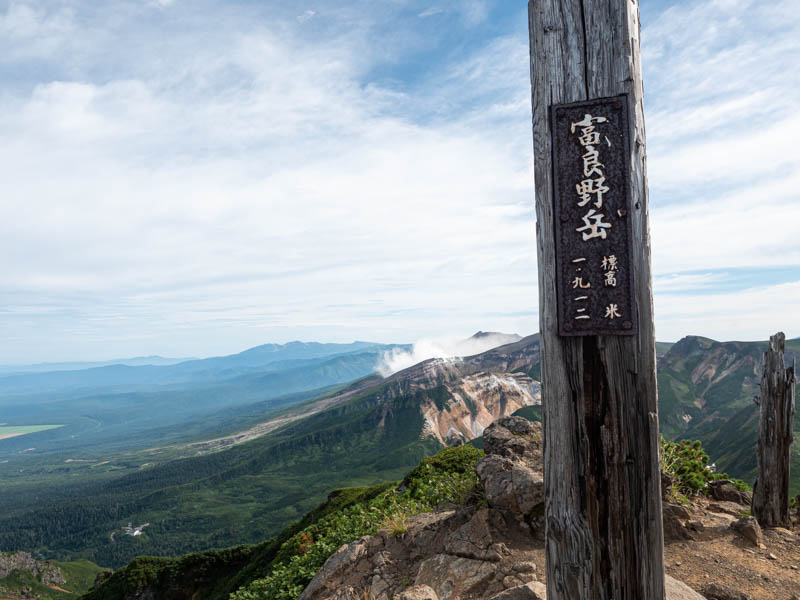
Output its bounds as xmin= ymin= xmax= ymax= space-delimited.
xmin=752 ymin=332 xmax=796 ymax=528
xmin=527 ymin=1 xmax=665 ymax=598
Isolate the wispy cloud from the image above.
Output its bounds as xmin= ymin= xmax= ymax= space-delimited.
xmin=418 ymin=7 xmax=443 ymax=18
xmin=0 ymin=0 xmax=797 ymax=362
xmin=376 ymin=332 xmax=520 ymax=376
xmin=297 ymin=9 xmax=315 ymax=23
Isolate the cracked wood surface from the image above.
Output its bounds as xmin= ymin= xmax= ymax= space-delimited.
xmin=527 ymin=1 xmax=665 ymax=598
xmin=753 ymin=332 xmax=796 ymax=528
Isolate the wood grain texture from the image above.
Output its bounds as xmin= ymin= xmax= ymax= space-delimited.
xmin=527 ymin=1 xmax=665 ymax=598
xmin=753 ymin=332 xmax=796 ymax=528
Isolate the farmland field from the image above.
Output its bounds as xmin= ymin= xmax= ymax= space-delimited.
xmin=0 ymin=425 xmax=64 ymax=440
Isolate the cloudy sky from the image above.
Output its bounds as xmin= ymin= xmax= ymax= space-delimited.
xmin=1 ymin=0 xmax=798 ymax=363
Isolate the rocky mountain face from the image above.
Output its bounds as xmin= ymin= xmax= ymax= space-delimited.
xmin=369 ymin=334 xmax=541 ymax=445
xmin=296 ymin=417 xmax=800 ymax=600
xmin=0 ymin=552 xmax=65 ymax=586
xmin=420 ymin=371 xmax=539 ymax=445
xmin=656 ymin=336 xmax=800 ymax=490
xmin=73 ymin=332 xmax=800 ymax=600
xmin=1 ymin=335 xmax=542 ymax=570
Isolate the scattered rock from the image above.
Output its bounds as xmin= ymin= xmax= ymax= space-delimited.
xmin=415 ymin=554 xmax=496 ymax=600
xmin=490 ymin=581 xmax=546 ymax=600
xmin=512 ymin=561 xmax=536 ymax=574
xmin=707 ymin=481 xmax=753 ymax=506
xmin=663 ymin=508 xmax=693 ymax=542
xmin=444 ymin=509 xmax=507 ymax=562
xmin=502 ymin=575 xmax=524 ymax=589
xmin=666 ymin=575 xmax=707 ymax=600
xmin=665 ymin=503 xmax=693 ymax=520
xmin=397 ymin=585 xmax=438 ymax=600
xmin=686 ymin=520 xmax=705 ymax=532
xmin=482 ymin=417 xmax=542 ymax=463
xmin=702 ymin=582 xmax=755 ymax=600
xmin=298 ymin=537 xmax=370 ymax=600
xmin=730 ymin=516 xmax=763 ymax=547
xmin=707 ymin=501 xmax=749 ymax=517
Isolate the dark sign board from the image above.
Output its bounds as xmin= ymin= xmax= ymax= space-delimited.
xmin=551 ymin=95 xmax=637 ymax=336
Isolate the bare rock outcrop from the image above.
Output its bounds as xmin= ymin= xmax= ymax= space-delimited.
xmin=298 ymin=417 xmax=709 ymax=600
xmin=299 ymin=417 xmax=544 ymax=600
xmin=476 ymin=417 xmax=545 ymax=528
xmin=0 ymin=551 xmax=65 ymax=586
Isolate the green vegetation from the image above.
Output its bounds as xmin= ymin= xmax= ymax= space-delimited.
xmin=0 ymin=380 xmax=444 ymax=568
xmin=659 ymin=437 xmax=752 ymax=501
xmin=0 ymin=557 xmax=106 ymax=599
xmin=81 ymin=446 xmax=483 ymax=600
xmin=512 ymin=405 xmax=542 ymax=423
xmin=0 ymin=425 xmax=64 ymax=437
xmin=660 ymin=438 xmax=716 ymax=498
xmin=230 ymin=446 xmax=483 ymax=600
xmin=6 ymin=333 xmax=800 ymax=586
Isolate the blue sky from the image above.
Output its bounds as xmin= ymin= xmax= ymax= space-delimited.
xmin=0 ymin=0 xmax=798 ymax=363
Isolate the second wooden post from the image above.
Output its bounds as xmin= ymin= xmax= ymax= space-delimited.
xmin=752 ymin=332 xmax=796 ymax=528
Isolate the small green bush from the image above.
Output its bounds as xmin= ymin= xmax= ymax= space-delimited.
xmin=659 ymin=437 xmax=754 ymax=499
xmin=660 ymin=438 xmax=716 ymax=497
xmin=729 ymin=478 xmax=753 ymax=492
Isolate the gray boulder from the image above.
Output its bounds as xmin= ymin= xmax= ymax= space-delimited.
xmin=730 ymin=516 xmax=763 ymax=547
xmin=476 ymin=418 xmax=544 ymax=522
xmin=490 ymin=581 xmax=547 ymax=600
xmin=702 ymin=582 xmax=754 ymax=600
xmin=396 ymin=585 xmax=438 ymax=600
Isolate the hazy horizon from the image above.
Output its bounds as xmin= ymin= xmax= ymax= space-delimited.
xmin=2 ymin=329 xmax=798 ymax=367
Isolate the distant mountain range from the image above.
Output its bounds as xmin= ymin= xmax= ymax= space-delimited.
xmin=0 ymin=356 xmax=194 ymax=375
xmin=1 ymin=332 xmax=797 ymax=574
xmin=0 ymin=334 xmax=540 ymax=568
xmin=0 ymin=341 xmax=396 ymax=395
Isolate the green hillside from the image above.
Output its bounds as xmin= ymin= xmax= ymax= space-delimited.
xmin=3 ymin=333 xmax=797 ymax=578
xmin=0 ymin=379 xmax=444 ymax=568
xmin=656 ymin=336 xmax=799 ymax=495
xmin=0 ymin=335 xmax=539 ymax=569
xmin=80 ymin=445 xmax=483 ymax=600
xmin=0 ymin=556 xmax=106 ymax=599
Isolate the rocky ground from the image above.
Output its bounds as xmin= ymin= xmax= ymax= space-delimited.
xmin=297 ymin=417 xmax=800 ymax=600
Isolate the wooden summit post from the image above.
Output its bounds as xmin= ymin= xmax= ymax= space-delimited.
xmin=752 ymin=332 xmax=796 ymax=528
xmin=527 ymin=1 xmax=665 ymax=599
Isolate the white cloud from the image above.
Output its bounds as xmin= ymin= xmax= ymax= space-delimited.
xmin=655 ymin=281 xmax=800 ymax=342
xmin=0 ymin=0 xmax=797 ymax=362
xmin=297 ymin=9 xmax=315 ymax=23
xmin=0 ymin=3 xmax=75 ymax=60
xmin=418 ymin=7 xmax=443 ymax=18
xmin=376 ymin=332 xmax=521 ymax=376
